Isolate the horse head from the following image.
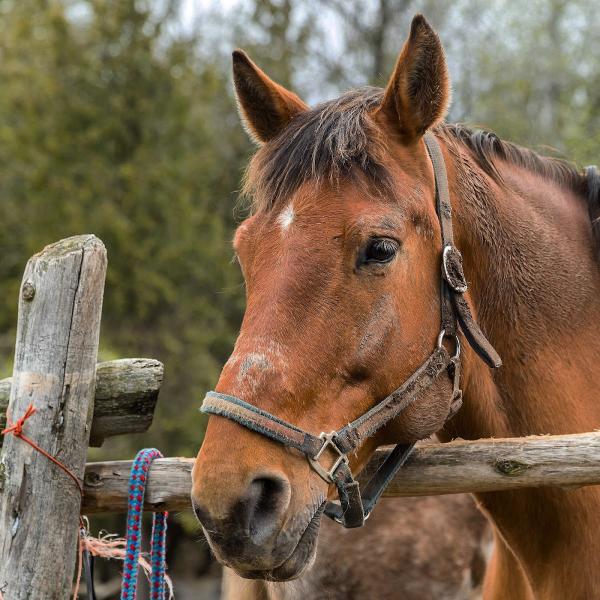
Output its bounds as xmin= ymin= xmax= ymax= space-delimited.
xmin=192 ymin=15 xmax=462 ymax=580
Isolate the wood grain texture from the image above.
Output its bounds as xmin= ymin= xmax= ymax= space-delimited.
xmin=0 ymin=235 xmax=106 ymax=600
xmin=0 ymin=380 xmax=8 ymax=434
xmin=83 ymin=457 xmax=194 ymax=513
xmin=82 ymin=431 xmax=600 ymax=514
xmin=0 ymin=358 xmax=163 ymax=448
xmin=90 ymin=358 xmax=163 ymax=446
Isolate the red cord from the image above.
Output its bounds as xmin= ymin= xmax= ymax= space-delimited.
xmin=2 ymin=403 xmax=85 ymax=598
xmin=1 ymin=403 xmax=83 ymax=496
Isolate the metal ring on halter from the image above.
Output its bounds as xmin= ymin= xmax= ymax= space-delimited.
xmin=437 ymin=328 xmax=461 ymax=360
xmin=442 ymin=245 xmax=468 ymax=293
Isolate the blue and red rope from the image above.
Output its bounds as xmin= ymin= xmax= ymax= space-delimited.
xmin=121 ymin=448 xmax=169 ymax=600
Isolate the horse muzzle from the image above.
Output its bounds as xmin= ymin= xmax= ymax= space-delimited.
xmin=192 ymin=486 xmax=324 ymax=580
xmin=191 ymin=450 xmax=328 ymax=579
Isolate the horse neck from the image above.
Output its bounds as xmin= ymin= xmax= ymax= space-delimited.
xmin=442 ymin=144 xmax=600 ymax=440
xmin=439 ymin=141 xmax=600 ymax=597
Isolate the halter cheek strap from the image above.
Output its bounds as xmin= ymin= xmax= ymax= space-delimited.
xmin=200 ymin=132 xmax=501 ymax=528
xmin=423 ymin=133 xmax=501 ymax=369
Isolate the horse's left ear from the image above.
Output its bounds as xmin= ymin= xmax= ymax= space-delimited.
xmin=376 ymin=14 xmax=450 ymax=143
xmin=232 ymin=50 xmax=308 ymax=145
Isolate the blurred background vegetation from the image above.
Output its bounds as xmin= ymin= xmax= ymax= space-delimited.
xmin=0 ymin=0 xmax=599 ymax=595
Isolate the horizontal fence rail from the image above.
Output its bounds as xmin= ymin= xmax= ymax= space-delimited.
xmin=0 ymin=358 xmax=163 ymax=447
xmin=82 ymin=431 xmax=600 ymax=514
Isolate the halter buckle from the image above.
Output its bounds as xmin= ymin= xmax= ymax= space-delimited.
xmin=442 ymin=245 xmax=468 ymax=293
xmin=308 ymin=431 xmax=349 ymax=484
xmin=437 ymin=329 xmax=461 ymax=360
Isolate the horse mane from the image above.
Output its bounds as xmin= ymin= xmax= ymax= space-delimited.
xmin=439 ymin=124 xmax=583 ymax=188
xmin=242 ymin=87 xmax=600 ymax=254
xmin=440 ymin=124 xmax=600 ymax=256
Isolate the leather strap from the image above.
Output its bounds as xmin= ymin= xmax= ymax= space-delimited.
xmin=424 ymin=133 xmax=502 ymax=369
xmin=203 ymin=346 xmax=450 ymax=454
xmin=201 ymin=392 xmax=324 ymax=457
xmin=424 ymin=132 xmax=457 ymax=341
xmin=202 ymin=346 xmax=452 ymax=528
xmin=453 ymin=294 xmax=502 ymax=368
xmin=357 ymin=442 xmax=415 ymax=517
xmin=328 ymin=461 xmax=365 ymax=527
xmin=333 ymin=347 xmax=450 ymax=453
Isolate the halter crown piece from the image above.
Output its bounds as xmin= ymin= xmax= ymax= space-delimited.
xmin=201 ymin=132 xmax=502 ymax=528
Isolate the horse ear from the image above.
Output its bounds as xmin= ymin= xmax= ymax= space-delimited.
xmin=232 ymin=50 xmax=308 ymax=145
xmin=376 ymin=15 xmax=450 ymax=143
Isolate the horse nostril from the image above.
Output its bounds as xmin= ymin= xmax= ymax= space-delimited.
xmin=191 ymin=473 xmax=291 ymax=545
xmin=240 ymin=474 xmax=291 ymax=543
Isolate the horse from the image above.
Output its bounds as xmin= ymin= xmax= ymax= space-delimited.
xmin=191 ymin=14 xmax=600 ymax=599
xmin=222 ymin=493 xmax=490 ymax=600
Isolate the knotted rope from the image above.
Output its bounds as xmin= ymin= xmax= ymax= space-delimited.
xmin=1 ymin=404 xmax=86 ymax=599
xmin=1 ymin=403 xmax=83 ymax=495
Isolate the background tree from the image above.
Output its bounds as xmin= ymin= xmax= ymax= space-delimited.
xmin=0 ymin=0 xmax=248 ymax=456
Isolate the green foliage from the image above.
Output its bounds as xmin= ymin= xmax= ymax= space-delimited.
xmin=0 ymin=0 xmax=249 ymax=454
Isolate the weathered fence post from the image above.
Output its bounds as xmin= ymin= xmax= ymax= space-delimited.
xmin=0 ymin=235 xmax=106 ymax=599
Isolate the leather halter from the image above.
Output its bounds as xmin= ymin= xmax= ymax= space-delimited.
xmin=201 ymin=132 xmax=502 ymax=528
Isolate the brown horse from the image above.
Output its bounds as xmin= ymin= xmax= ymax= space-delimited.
xmin=192 ymin=14 xmax=600 ymax=599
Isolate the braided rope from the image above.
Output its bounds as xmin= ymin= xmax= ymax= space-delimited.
xmin=121 ymin=448 xmax=169 ymax=600
xmin=150 ymin=510 xmax=168 ymax=599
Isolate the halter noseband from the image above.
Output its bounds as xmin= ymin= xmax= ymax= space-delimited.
xmin=201 ymin=132 xmax=502 ymax=528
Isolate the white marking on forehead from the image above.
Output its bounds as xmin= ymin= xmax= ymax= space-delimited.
xmin=277 ymin=203 xmax=295 ymax=231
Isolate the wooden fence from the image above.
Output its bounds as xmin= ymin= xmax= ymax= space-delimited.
xmin=0 ymin=235 xmax=599 ymax=598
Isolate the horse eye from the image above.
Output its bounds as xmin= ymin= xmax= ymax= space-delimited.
xmin=361 ymin=238 xmax=399 ymax=265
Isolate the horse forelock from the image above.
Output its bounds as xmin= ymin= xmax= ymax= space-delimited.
xmin=241 ymin=87 xmax=395 ymax=212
